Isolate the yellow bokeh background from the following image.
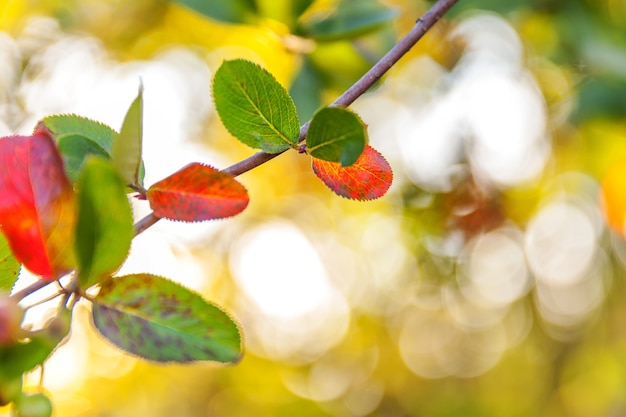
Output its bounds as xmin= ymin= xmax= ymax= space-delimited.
xmin=4 ymin=0 xmax=626 ymax=416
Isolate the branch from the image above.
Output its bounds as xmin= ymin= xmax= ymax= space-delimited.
xmin=134 ymin=0 xmax=459 ymax=236
xmin=134 ymin=212 xmax=160 ymax=236
xmin=10 ymin=278 xmax=55 ymax=301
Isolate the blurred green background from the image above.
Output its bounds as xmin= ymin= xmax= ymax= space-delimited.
xmin=3 ymin=0 xmax=626 ymax=416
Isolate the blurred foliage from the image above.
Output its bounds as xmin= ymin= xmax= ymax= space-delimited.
xmin=3 ymin=0 xmax=626 ymax=416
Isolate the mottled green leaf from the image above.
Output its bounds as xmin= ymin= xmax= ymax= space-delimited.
xmin=111 ymin=84 xmax=143 ymax=187
xmin=306 ymin=106 xmax=368 ymax=167
xmin=213 ymin=59 xmax=300 ymax=153
xmin=170 ymin=0 xmax=257 ymax=23
xmin=296 ymin=0 xmax=397 ymax=42
xmin=0 ymin=232 xmax=19 ymax=292
xmin=92 ymin=274 xmax=242 ymax=363
xmin=75 ymin=157 xmax=133 ymax=289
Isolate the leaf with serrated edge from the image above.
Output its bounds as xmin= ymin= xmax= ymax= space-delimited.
xmin=0 ymin=126 xmax=76 ymax=279
xmin=0 ymin=232 xmax=19 ymax=292
xmin=75 ymin=157 xmax=134 ymax=289
xmin=147 ymin=163 xmax=249 ymax=222
xmin=213 ymin=59 xmax=300 ymax=153
xmin=111 ymin=84 xmax=143 ymax=187
xmin=42 ymin=114 xmax=146 ymax=186
xmin=92 ymin=274 xmax=242 ymax=363
xmin=56 ymin=135 xmax=111 ymax=183
xmin=41 ymin=115 xmax=116 ymax=182
xmin=306 ymin=106 xmax=368 ymax=167
xmin=42 ymin=114 xmax=116 ymax=153
xmin=312 ymin=145 xmax=393 ymax=200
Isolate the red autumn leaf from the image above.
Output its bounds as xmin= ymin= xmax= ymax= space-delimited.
xmin=147 ymin=163 xmax=249 ymax=222
xmin=0 ymin=126 xmax=76 ymax=279
xmin=312 ymin=145 xmax=393 ymax=200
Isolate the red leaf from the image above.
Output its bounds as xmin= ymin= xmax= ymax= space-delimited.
xmin=147 ymin=163 xmax=249 ymax=222
xmin=312 ymin=145 xmax=393 ymax=200
xmin=0 ymin=126 xmax=76 ymax=279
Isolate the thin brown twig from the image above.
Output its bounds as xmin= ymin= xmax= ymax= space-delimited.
xmin=16 ymin=0 xmax=459 ymax=300
xmin=10 ymin=278 xmax=55 ymax=301
xmin=133 ymin=0 xmax=460 ymax=235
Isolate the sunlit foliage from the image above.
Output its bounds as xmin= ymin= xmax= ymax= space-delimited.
xmin=2 ymin=0 xmax=626 ymax=416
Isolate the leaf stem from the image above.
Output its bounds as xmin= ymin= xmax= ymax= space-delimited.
xmin=134 ymin=212 xmax=161 ymax=236
xmin=10 ymin=279 xmax=55 ymax=302
xmin=20 ymin=288 xmax=65 ymax=310
xmin=332 ymin=2 xmax=458 ymax=108
xmin=133 ymin=0 xmax=459 ymax=236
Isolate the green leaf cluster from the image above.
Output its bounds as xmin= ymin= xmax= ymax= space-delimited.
xmin=41 ymin=88 xmax=243 ymax=365
xmin=0 ymin=31 xmax=388 ymax=391
xmin=48 ymin=88 xmax=143 ymax=290
xmin=0 ymin=84 xmax=243 ymax=375
xmin=43 ymin=111 xmax=145 ymax=190
xmin=213 ymin=59 xmax=300 ymax=153
xmin=213 ymin=59 xmax=369 ymax=167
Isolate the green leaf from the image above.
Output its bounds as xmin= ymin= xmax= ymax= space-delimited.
xmin=41 ymin=115 xmax=116 ymax=182
xmin=41 ymin=114 xmax=145 ymax=186
xmin=42 ymin=114 xmax=116 ymax=153
xmin=0 ymin=232 xmax=19 ymax=292
xmin=14 ymin=393 xmax=53 ymax=417
xmin=170 ymin=0 xmax=257 ymax=24
xmin=213 ymin=59 xmax=300 ymax=153
xmin=56 ymin=135 xmax=110 ymax=183
xmin=306 ymin=106 xmax=368 ymax=167
xmin=296 ymin=0 xmax=397 ymax=42
xmin=92 ymin=274 xmax=242 ymax=363
xmin=0 ymin=308 xmax=71 ymax=379
xmin=0 ymin=373 xmax=22 ymax=406
xmin=111 ymin=84 xmax=144 ymax=187
xmin=290 ymin=57 xmax=324 ymax=122
xmin=75 ymin=157 xmax=134 ymax=289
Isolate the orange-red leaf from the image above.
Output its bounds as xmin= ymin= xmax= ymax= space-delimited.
xmin=147 ymin=163 xmax=249 ymax=222
xmin=312 ymin=145 xmax=393 ymax=200
xmin=0 ymin=126 xmax=76 ymax=279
